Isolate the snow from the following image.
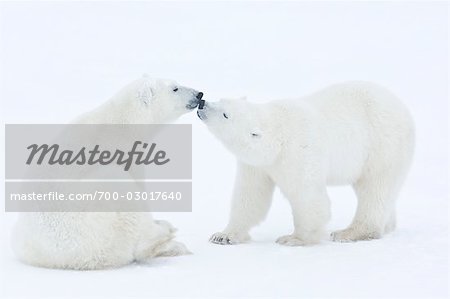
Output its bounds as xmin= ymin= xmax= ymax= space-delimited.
xmin=0 ymin=1 xmax=448 ymax=298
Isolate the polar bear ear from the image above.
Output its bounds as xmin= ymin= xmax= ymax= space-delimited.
xmin=136 ymin=79 xmax=154 ymax=106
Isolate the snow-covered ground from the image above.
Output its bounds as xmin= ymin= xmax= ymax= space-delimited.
xmin=0 ymin=1 xmax=448 ymax=298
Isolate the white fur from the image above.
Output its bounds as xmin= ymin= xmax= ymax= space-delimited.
xmin=12 ymin=76 xmax=201 ymax=269
xmin=199 ymin=81 xmax=414 ymax=246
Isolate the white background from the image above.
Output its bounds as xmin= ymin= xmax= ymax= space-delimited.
xmin=0 ymin=1 xmax=448 ymax=298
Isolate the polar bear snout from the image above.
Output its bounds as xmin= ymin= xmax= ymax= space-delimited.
xmin=197 ymin=108 xmax=207 ymax=120
xmin=198 ymin=99 xmax=205 ymax=110
xmin=197 ymin=101 xmax=211 ymax=120
xmin=196 ymin=101 xmax=227 ymax=122
xmin=186 ymin=91 xmax=204 ymax=110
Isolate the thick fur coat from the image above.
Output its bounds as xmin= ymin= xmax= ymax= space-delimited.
xmin=13 ymin=76 xmax=202 ymax=269
xmin=198 ymin=81 xmax=414 ymax=245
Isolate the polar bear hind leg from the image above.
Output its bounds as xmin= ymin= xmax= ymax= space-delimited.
xmin=332 ymin=90 xmax=414 ymax=242
xmin=332 ymin=175 xmax=400 ymax=242
xmin=332 ymin=142 xmax=412 ymax=242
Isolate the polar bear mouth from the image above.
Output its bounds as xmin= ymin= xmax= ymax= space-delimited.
xmin=197 ymin=109 xmax=207 ymax=120
xmin=186 ymin=101 xmax=199 ymax=110
xmin=186 ymin=92 xmax=204 ymax=110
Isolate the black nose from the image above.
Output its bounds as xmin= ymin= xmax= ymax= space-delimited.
xmin=198 ymin=99 xmax=205 ymax=109
xmin=196 ymin=92 xmax=204 ymax=100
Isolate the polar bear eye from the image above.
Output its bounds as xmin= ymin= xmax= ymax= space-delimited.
xmin=173 ymin=87 xmax=179 ymax=92
xmin=223 ymin=113 xmax=229 ymax=119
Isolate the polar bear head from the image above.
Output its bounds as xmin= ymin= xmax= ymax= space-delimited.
xmin=112 ymin=76 xmax=204 ymax=123
xmin=197 ymin=98 xmax=282 ymax=166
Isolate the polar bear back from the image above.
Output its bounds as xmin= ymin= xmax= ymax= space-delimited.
xmin=274 ymin=81 xmax=414 ymax=186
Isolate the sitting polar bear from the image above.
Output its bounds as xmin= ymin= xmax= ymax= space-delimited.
xmin=12 ymin=76 xmax=204 ymax=269
xmin=197 ymin=81 xmax=414 ymax=246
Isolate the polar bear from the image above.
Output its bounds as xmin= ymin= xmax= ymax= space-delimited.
xmin=75 ymin=75 xmax=203 ymax=124
xmin=197 ymin=81 xmax=414 ymax=246
xmin=12 ymin=76 xmax=204 ymax=269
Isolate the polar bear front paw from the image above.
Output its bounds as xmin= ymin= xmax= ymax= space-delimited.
xmin=209 ymin=232 xmax=250 ymax=245
xmin=276 ymin=234 xmax=315 ymax=246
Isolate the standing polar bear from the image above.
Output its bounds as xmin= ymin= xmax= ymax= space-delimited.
xmin=12 ymin=76 xmax=204 ymax=269
xmin=198 ymin=81 xmax=414 ymax=246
